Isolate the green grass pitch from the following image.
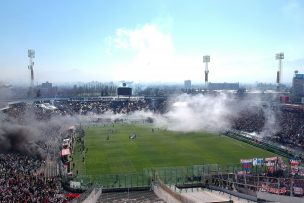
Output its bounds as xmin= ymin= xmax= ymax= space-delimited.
xmin=72 ymin=123 xmax=277 ymax=177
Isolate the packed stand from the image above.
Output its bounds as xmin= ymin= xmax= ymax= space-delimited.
xmin=0 ymin=153 xmax=67 ymax=202
xmin=54 ymin=98 xmax=168 ymax=116
xmin=231 ymin=105 xmax=304 ymax=151
xmin=273 ymin=111 xmax=304 ymax=150
xmin=231 ymin=105 xmax=265 ymax=133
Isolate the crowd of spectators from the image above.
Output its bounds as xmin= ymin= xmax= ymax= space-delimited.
xmin=54 ymin=98 xmax=168 ymax=115
xmin=3 ymin=97 xmax=304 ymax=151
xmin=1 ymin=102 xmax=27 ymax=121
xmin=231 ymin=105 xmax=266 ymax=133
xmin=1 ymin=96 xmax=304 ymax=201
xmin=211 ymin=169 xmax=304 ymax=197
xmin=0 ymin=153 xmax=67 ymax=202
xmin=273 ymin=111 xmax=304 ymax=150
xmin=52 ymin=98 xmax=304 ymax=153
xmin=235 ymin=174 xmax=304 ymax=196
xmin=231 ymin=105 xmax=304 ymax=151
xmin=2 ymin=98 xmax=303 ymax=152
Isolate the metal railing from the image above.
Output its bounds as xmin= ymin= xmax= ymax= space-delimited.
xmin=72 ymin=164 xmax=243 ymax=189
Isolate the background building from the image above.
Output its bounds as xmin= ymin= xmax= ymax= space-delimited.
xmin=37 ymin=81 xmax=58 ymax=98
xmin=208 ymin=82 xmax=239 ymax=90
xmin=292 ymin=72 xmax=304 ymax=103
xmin=184 ymin=80 xmax=191 ymax=89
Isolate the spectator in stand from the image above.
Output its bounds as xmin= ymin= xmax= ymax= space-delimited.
xmin=0 ymin=153 xmax=67 ymax=202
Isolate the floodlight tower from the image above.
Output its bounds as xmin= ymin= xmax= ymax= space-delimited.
xmin=28 ymin=49 xmax=35 ymax=97
xmin=203 ymin=55 xmax=210 ymax=90
xmin=275 ymin=52 xmax=284 ymax=91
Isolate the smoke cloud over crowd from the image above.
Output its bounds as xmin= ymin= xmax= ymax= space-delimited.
xmin=0 ymin=112 xmax=77 ymax=159
xmin=159 ymin=94 xmax=236 ymax=132
xmin=97 ymin=93 xmax=277 ymax=135
xmin=0 ymin=122 xmax=42 ymax=158
xmin=0 ymin=93 xmax=279 ymax=158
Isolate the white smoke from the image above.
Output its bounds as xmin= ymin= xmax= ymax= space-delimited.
xmin=259 ymin=104 xmax=279 ymax=137
xmin=0 ymin=110 xmax=81 ymax=158
xmin=108 ymin=93 xmax=279 ymax=136
xmin=154 ymin=93 xmax=236 ymax=132
xmin=0 ymin=92 xmax=280 ymax=159
xmin=65 ymin=93 xmax=280 ymax=139
xmin=89 ymin=93 xmax=238 ymax=132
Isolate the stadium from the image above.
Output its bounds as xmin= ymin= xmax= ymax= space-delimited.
xmin=1 ymin=92 xmax=304 ymax=203
xmin=1 ymin=1 xmax=304 ymax=202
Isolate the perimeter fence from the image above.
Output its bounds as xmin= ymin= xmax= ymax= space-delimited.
xmin=72 ymin=163 xmax=242 ymax=189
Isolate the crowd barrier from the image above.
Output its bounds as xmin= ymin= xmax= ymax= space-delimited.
xmin=81 ymin=188 xmax=102 ymax=203
xmin=153 ymin=178 xmax=195 ymax=203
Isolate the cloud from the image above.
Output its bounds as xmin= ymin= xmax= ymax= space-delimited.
xmin=104 ymin=18 xmax=302 ymax=84
xmin=106 ymin=23 xmax=230 ymax=83
xmin=106 ymin=23 xmax=187 ymax=82
xmin=106 ymin=24 xmax=270 ymax=83
xmin=111 ymin=25 xmax=174 ymax=52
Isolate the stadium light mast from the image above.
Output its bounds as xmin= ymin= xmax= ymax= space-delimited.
xmin=203 ymin=55 xmax=210 ymax=90
xmin=28 ymin=49 xmax=35 ymax=97
xmin=275 ymin=52 xmax=284 ymax=91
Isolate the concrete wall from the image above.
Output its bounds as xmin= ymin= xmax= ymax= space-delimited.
xmin=153 ymin=184 xmax=182 ymax=203
xmin=82 ymin=188 xmax=102 ymax=203
xmin=257 ymin=191 xmax=303 ymax=203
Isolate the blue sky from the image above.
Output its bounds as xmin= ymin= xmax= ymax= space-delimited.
xmin=0 ymin=0 xmax=303 ymax=85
